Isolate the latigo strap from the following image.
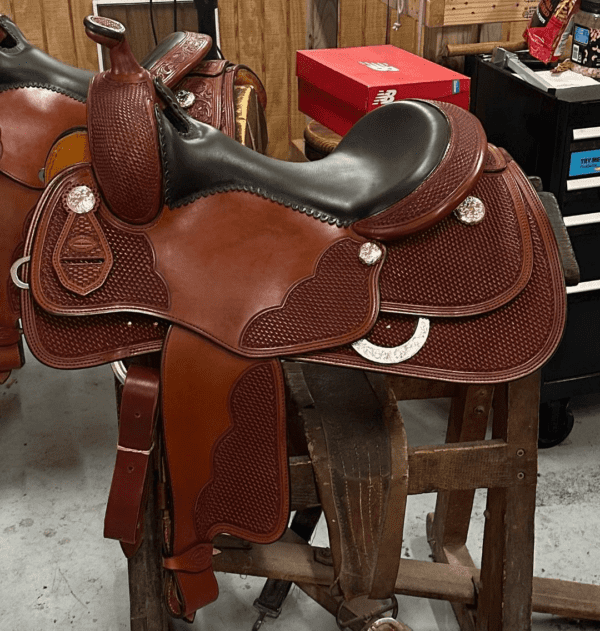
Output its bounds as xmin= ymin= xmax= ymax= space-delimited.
xmin=104 ymin=364 xmax=160 ymax=558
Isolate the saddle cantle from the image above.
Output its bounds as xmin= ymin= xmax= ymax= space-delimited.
xmin=13 ymin=14 xmax=567 ymax=622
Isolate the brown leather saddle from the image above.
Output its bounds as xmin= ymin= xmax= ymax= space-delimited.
xmin=9 ymin=15 xmax=567 ymax=623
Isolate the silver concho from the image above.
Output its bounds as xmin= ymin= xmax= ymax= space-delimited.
xmin=352 ymin=317 xmax=430 ymax=364
xmin=66 ymin=185 xmax=96 ymax=214
xmin=359 ymin=242 xmax=383 ymax=265
xmin=454 ymin=196 xmax=485 ymax=225
xmin=176 ymin=89 xmax=196 ymax=109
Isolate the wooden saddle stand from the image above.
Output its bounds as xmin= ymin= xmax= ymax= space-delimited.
xmin=2 ymin=14 xmax=599 ymax=631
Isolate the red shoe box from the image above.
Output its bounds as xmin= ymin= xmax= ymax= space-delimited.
xmin=297 ymin=45 xmax=470 ymax=136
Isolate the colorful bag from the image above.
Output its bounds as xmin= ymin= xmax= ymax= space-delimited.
xmin=525 ymin=0 xmax=581 ymax=63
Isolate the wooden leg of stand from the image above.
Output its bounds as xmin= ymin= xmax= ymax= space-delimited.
xmin=426 ymin=384 xmax=494 ymax=631
xmin=128 ymin=468 xmax=176 ymax=631
xmin=427 ymin=385 xmax=494 ymax=558
xmin=475 ymin=372 xmax=539 ymax=631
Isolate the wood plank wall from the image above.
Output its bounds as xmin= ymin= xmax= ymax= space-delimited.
xmin=4 ymin=0 xmax=98 ymax=71
xmin=219 ymin=0 xmax=307 ymax=158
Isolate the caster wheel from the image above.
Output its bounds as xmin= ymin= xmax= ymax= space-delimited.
xmin=538 ymin=398 xmax=574 ymax=449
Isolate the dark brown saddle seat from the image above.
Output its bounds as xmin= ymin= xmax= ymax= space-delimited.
xmin=159 ymin=98 xmax=454 ymax=230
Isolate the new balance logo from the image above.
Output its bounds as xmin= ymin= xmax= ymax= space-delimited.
xmin=373 ymin=89 xmax=397 ymax=106
xmin=359 ymin=61 xmax=399 ymax=72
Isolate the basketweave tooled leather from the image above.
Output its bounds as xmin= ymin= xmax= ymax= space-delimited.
xmin=352 ymin=100 xmax=488 ymax=241
xmin=174 ymin=61 xmax=267 ymax=140
xmin=378 ymin=148 xmax=533 ymax=317
xmin=301 ymin=156 xmax=566 ymax=384
xmin=87 ymin=72 xmax=163 ymax=225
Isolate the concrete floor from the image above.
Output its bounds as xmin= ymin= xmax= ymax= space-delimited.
xmin=1 ymin=347 xmax=599 ymax=630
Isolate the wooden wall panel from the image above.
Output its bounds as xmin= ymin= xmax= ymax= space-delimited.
xmin=389 ymin=15 xmax=419 ymax=53
xmin=263 ymin=0 xmax=289 ymax=157
xmin=10 ymin=0 xmax=97 ymax=69
xmin=14 ymin=0 xmax=47 ymax=52
xmin=363 ymin=0 xmax=389 ymax=46
xmin=339 ymin=0 xmax=387 ymax=48
xmin=286 ymin=0 xmax=307 ymax=155
xmin=427 ymin=0 xmax=538 ymax=27
xmin=70 ymin=0 xmax=100 ymax=70
xmin=308 ymin=0 xmax=337 ymax=49
xmin=217 ymin=0 xmax=240 ymax=60
xmin=44 ymin=0 xmax=77 ymax=66
xmin=0 ymin=0 xmax=14 ymax=20
xmin=219 ymin=0 xmax=306 ymax=158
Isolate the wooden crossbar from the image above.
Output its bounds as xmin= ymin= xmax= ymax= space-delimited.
xmin=212 ymin=536 xmax=600 ymax=621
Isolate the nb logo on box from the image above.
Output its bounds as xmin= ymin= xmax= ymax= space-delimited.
xmin=373 ymin=89 xmax=397 ymax=106
xmin=359 ymin=61 xmax=399 ymax=72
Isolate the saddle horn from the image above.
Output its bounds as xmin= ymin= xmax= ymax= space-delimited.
xmin=84 ymin=15 xmax=163 ymax=224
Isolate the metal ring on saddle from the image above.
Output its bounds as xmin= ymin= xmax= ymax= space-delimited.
xmin=10 ymin=256 xmax=31 ymax=290
xmin=336 ymin=595 xmax=400 ymax=630
xmin=111 ymin=360 xmax=128 ymax=384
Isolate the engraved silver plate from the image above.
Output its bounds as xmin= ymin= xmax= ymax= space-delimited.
xmin=359 ymin=242 xmax=383 ymax=265
xmin=454 ymin=196 xmax=485 ymax=225
xmin=66 ymin=185 xmax=96 ymax=214
xmin=176 ymin=89 xmax=196 ymax=109
xmin=352 ymin=317 xmax=430 ymax=364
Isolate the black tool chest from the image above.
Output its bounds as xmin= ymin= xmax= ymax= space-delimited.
xmin=469 ymin=57 xmax=600 ymax=443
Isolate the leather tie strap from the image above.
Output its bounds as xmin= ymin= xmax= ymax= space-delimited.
xmin=163 ymin=543 xmax=215 ymax=573
xmin=104 ymin=364 xmax=160 ymax=557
